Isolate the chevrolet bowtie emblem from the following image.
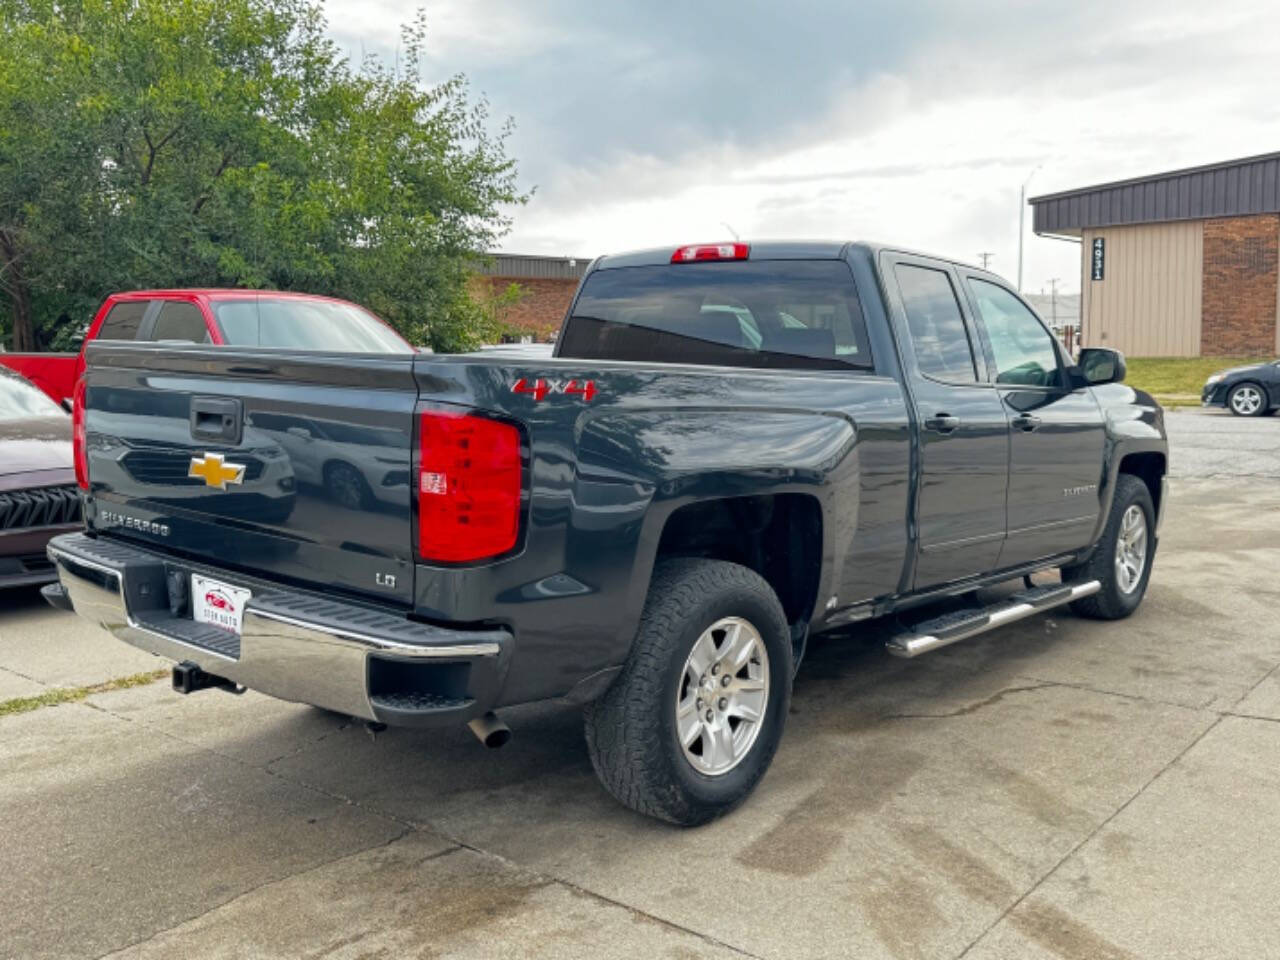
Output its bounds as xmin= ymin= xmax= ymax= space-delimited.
xmin=188 ymin=452 xmax=246 ymax=490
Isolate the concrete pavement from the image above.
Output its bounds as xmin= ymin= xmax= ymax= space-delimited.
xmin=2 ymin=422 xmax=1278 ymax=958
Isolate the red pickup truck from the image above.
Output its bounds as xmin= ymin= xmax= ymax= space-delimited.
xmin=0 ymin=290 xmax=411 ymax=406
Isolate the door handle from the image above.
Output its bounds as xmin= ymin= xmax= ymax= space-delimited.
xmin=1011 ymin=414 xmax=1042 ymax=432
xmin=924 ymin=414 xmax=960 ymax=434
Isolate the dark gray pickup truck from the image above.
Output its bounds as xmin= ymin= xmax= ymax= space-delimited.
xmin=46 ymin=241 xmax=1167 ymax=824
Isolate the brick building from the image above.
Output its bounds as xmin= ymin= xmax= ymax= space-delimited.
xmin=1030 ymin=152 xmax=1280 ymax=357
xmin=470 ymin=253 xmax=592 ymax=340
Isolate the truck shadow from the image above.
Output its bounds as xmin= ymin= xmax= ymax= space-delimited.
xmin=0 ymin=584 xmax=56 ymax=618
xmin=254 ymin=591 xmax=1088 ymax=832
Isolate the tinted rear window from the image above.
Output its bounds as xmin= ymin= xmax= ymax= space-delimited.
xmin=558 ymin=260 xmax=871 ymax=370
xmin=97 ymin=301 xmax=148 ymax=341
xmin=151 ymin=301 xmax=209 ymax=343
xmin=213 ymin=298 xmax=410 ymax=353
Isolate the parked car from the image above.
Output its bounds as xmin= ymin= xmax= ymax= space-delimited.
xmin=0 ymin=368 xmax=82 ymax=589
xmin=1201 ymin=359 xmax=1280 ymax=416
xmin=45 ymin=240 xmax=1167 ymax=824
xmin=0 ymin=290 xmax=413 ymax=407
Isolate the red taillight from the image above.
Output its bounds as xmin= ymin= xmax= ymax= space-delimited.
xmin=72 ymin=378 xmax=88 ymax=490
xmin=670 ymin=242 xmax=749 ymax=263
xmin=417 ymin=410 xmax=523 ymax=563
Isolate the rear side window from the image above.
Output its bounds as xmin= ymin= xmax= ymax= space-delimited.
xmin=97 ymin=301 xmax=148 ymax=341
xmin=151 ymin=301 xmax=209 ymax=343
xmin=894 ymin=265 xmax=978 ymax=384
xmin=213 ymin=297 xmax=409 ymax=353
xmin=558 ymin=260 xmax=872 ymax=370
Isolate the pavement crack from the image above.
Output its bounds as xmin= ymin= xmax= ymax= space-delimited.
xmin=1012 ymin=674 xmax=1211 ymax=712
xmin=262 ymin=718 xmax=355 ymax=767
xmin=954 ymin=714 xmax=1224 ymax=960
xmin=1226 ymin=659 xmax=1280 ymax=712
xmin=0 ymin=663 xmax=45 ymax=685
xmin=93 ymin=828 xmax=423 ymax=960
xmin=87 ymin=701 xmax=426 ymax=833
xmin=886 ymin=683 xmax=1055 ymax=720
xmin=433 ymin=837 xmax=769 ymax=960
xmin=1222 ymin=711 xmax=1280 ymax=725
xmin=250 ymin=767 xmax=770 ymax=958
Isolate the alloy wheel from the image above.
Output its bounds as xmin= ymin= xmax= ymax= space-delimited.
xmin=1114 ymin=504 xmax=1148 ymax=594
xmin=675 ymin=617 xmax=770 ymax=776
xmin=1231 ymin=385 xmax=1263 ymax=415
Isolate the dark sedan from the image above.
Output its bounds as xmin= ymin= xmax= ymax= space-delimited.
xmin=1202 ymin=360 xmax=1280 ymax=416
xmin=0 ymin=367 xmax=83 ymax=589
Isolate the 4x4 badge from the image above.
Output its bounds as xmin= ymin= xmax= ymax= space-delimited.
xmin=188 ymin=452 xmax=246 ymax=490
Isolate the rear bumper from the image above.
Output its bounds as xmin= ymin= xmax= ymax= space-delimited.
xmin=47 ymin=532 xmax=512 ymax=726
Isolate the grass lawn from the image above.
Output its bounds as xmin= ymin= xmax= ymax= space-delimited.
xmin=1124 ymin=356 xmax=1271 ymax=403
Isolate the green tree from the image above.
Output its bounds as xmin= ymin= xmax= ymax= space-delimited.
xmin=0 ymin=0 xmax=524 ymax=352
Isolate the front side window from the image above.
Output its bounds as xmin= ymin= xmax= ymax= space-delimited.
xmin=966 ymin=279 xmax=1061 ymax=388
xmin=97 ymin=301 xmax=149 ymax=341
xmin=558 ymin=260 xmax=872 ymax=370
xmin=151 ymin=301 xmax=209 ymax=343
xmin=894 ymin=264 xmax=978 ymax=383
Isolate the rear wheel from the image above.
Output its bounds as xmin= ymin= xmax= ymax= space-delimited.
xmin=583 ymin=558 xmax=792 ymax=826
xmin=1063 ymin=474 xmax=1155 ymax=620
xmin=1228 ymin=382 xmax=1267 ymax=417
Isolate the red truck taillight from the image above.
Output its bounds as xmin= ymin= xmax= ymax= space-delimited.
xmin=417 ymin=410 xmax=523 ymax=564
xmin=72 ymin=378 xmax=88 ymax=490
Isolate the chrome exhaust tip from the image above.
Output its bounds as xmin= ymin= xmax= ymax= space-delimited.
xmin=468 ymin=711 xmax=511 ymax=749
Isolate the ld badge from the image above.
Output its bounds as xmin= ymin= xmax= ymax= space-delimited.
xmin=189 ymin=452 xmax=246 ymax=490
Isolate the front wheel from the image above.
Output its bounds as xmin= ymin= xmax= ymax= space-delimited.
xmin=583 ymin=558 xmax=792 ymax=826
xmin=1228 ymin=382 xmax=1267 ymax=417
xmin=1063 ymin=474 xmax=1156 ymax=620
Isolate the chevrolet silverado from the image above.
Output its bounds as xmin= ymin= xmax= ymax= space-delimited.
xmin=44 ymin=241 xmax=1167 ymax=824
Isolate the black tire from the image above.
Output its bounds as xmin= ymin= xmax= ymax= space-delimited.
xmin=583 ymin=558 xmax=792 ymax=826
xmin=1063 ymin=474 xmax=1155 ymax=620
xmin=325 ymin=461 xmax=371 ymax=510
xmin=1227 ymin=381 xmax=1267 ymax=417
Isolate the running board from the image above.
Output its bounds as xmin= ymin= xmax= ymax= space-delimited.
xmin=885 ymin=580 xmax=1102 ymax=659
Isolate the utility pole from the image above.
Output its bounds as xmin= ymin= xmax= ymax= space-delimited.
xmin=1017 ymin=164 xmax=1042 ymax=292
xmin=977 ymin=252 xmax=994 ymax=269
xmin=1047 ymin=277 xmax=1060 ymax=328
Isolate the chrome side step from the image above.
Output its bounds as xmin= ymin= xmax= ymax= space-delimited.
xmin=885 ymin=580 xmax=1101 ymax=659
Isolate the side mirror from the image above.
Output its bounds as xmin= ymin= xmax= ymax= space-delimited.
xmin=1077 ymin=347 xmax=1126 ymax=386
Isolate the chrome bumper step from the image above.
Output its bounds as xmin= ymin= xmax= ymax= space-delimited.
xmin=885 ymin=580 xmax=1101 ymax=659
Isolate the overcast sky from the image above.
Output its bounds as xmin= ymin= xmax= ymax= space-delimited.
xmin=326 ymin=0 xmax=1280 ymax=294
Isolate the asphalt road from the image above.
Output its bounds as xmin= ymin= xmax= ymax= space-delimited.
xmin=2 ymin=413 xmax=1279 ymax=959
xmin=1165 ymin=405 xmax=1280 ymax=479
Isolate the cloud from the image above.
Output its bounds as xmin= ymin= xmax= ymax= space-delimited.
xmin=325 ymin=0 xmax=1280 ymax=292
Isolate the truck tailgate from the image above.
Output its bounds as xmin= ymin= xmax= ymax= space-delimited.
xmin=82 ymin=343 xmax=419 ymax=605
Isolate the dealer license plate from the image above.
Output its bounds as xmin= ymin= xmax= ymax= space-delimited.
xmin=191 ymin=574 xmax=253 ymax=635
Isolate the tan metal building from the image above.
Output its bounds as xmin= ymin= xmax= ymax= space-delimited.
xmin=1030 ymin=153 xmax=1280 ymax=357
